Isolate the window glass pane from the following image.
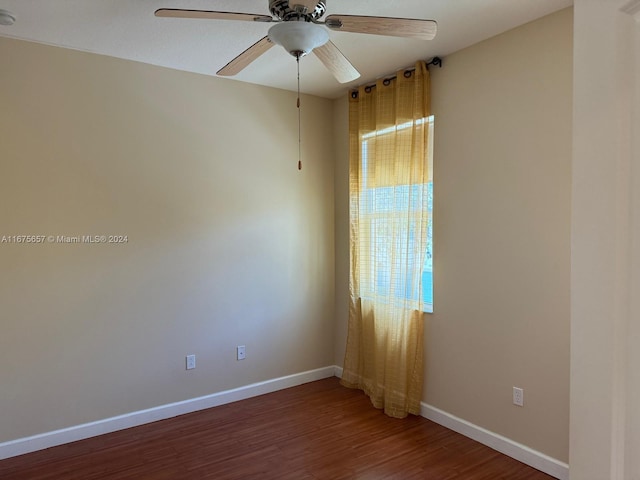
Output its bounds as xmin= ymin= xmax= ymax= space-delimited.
xmin=359 ymin=117 xmax=433 ymax=312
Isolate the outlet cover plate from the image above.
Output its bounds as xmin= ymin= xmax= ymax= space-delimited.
xmin=513 ymin=386 xmax=524 ymax=407
xmin=186 ymin=354 xmax=196 ymax=370
xmin=237 ymin=345 xmax=246 ymax=360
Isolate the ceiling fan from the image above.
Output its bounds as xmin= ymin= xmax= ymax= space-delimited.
xmin=155 ymin=0 xmax=438 ymax=84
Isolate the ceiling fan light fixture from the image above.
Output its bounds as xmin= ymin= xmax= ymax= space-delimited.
xmin=268 ymin=21 xmax=329 ymax=57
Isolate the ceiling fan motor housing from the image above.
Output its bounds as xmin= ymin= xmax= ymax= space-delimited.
xmin=269 ymin=0 xmax=327 ymax=21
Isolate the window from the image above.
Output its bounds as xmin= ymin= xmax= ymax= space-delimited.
xmin=359 ymin=116 xmax=434 ymax=312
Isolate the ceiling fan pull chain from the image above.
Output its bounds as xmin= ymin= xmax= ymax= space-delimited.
xmin=297 ymin=53 xmax=302 ymax=171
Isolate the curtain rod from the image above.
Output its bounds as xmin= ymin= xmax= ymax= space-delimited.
xmin=350 ymin=56 xmax=442 ymax=98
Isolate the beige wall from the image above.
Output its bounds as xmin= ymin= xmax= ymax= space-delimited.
xmin=0 ymin=37 xmax=336 ymax=443
xmin=332 ymin=96 xmax=350 ymax=366
xmin=334 ymin=8 xmax=572 ymax=463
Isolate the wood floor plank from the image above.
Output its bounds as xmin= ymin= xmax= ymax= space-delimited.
xmin=0 ymin=377 xmax=555 ymax=479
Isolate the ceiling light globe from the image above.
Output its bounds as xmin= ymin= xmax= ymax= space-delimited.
xmin=268 ymin=21 xmax=329 ymax=57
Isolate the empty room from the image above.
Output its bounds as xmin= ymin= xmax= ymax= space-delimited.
xmin=1 ymin=1 xmax=638 ymax=479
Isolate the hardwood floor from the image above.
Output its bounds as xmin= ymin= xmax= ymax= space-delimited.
xmin=0 ymin=377 xmax=555 ymax=479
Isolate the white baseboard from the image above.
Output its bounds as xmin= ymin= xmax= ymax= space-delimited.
xmin=0 ymin=366 xmax=336 ymax=461
xmin=421 ymin=403 xmax=569 ymax=480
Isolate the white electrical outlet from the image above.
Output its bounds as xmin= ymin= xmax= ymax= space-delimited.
xmin=237 ymin=345 xmax=246 ymax=360
xmin=513 ymin=386 xmax=524 ymax=407
xmin=186 ymin=354 xmax=196 ymax=370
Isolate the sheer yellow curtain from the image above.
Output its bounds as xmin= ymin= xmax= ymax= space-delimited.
xmin=341 ymin=61 xmax=431 ymax=418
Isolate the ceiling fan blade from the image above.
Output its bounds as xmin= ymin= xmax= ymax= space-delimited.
xmin=325 ymin=15 xmax=437 ymax=40
xmin=217 ymin=36 xmax=274 ymax=77
xmin=313 ymin=41 xmax=360 ymax=84
xmin=290 ymin=1 xmax=321 ymax=13
xmin=155 ymin=9 xmax=273 ymax=23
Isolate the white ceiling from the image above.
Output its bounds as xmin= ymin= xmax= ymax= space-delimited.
xmin=0 ymin=0 xmax=572 ymax=99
